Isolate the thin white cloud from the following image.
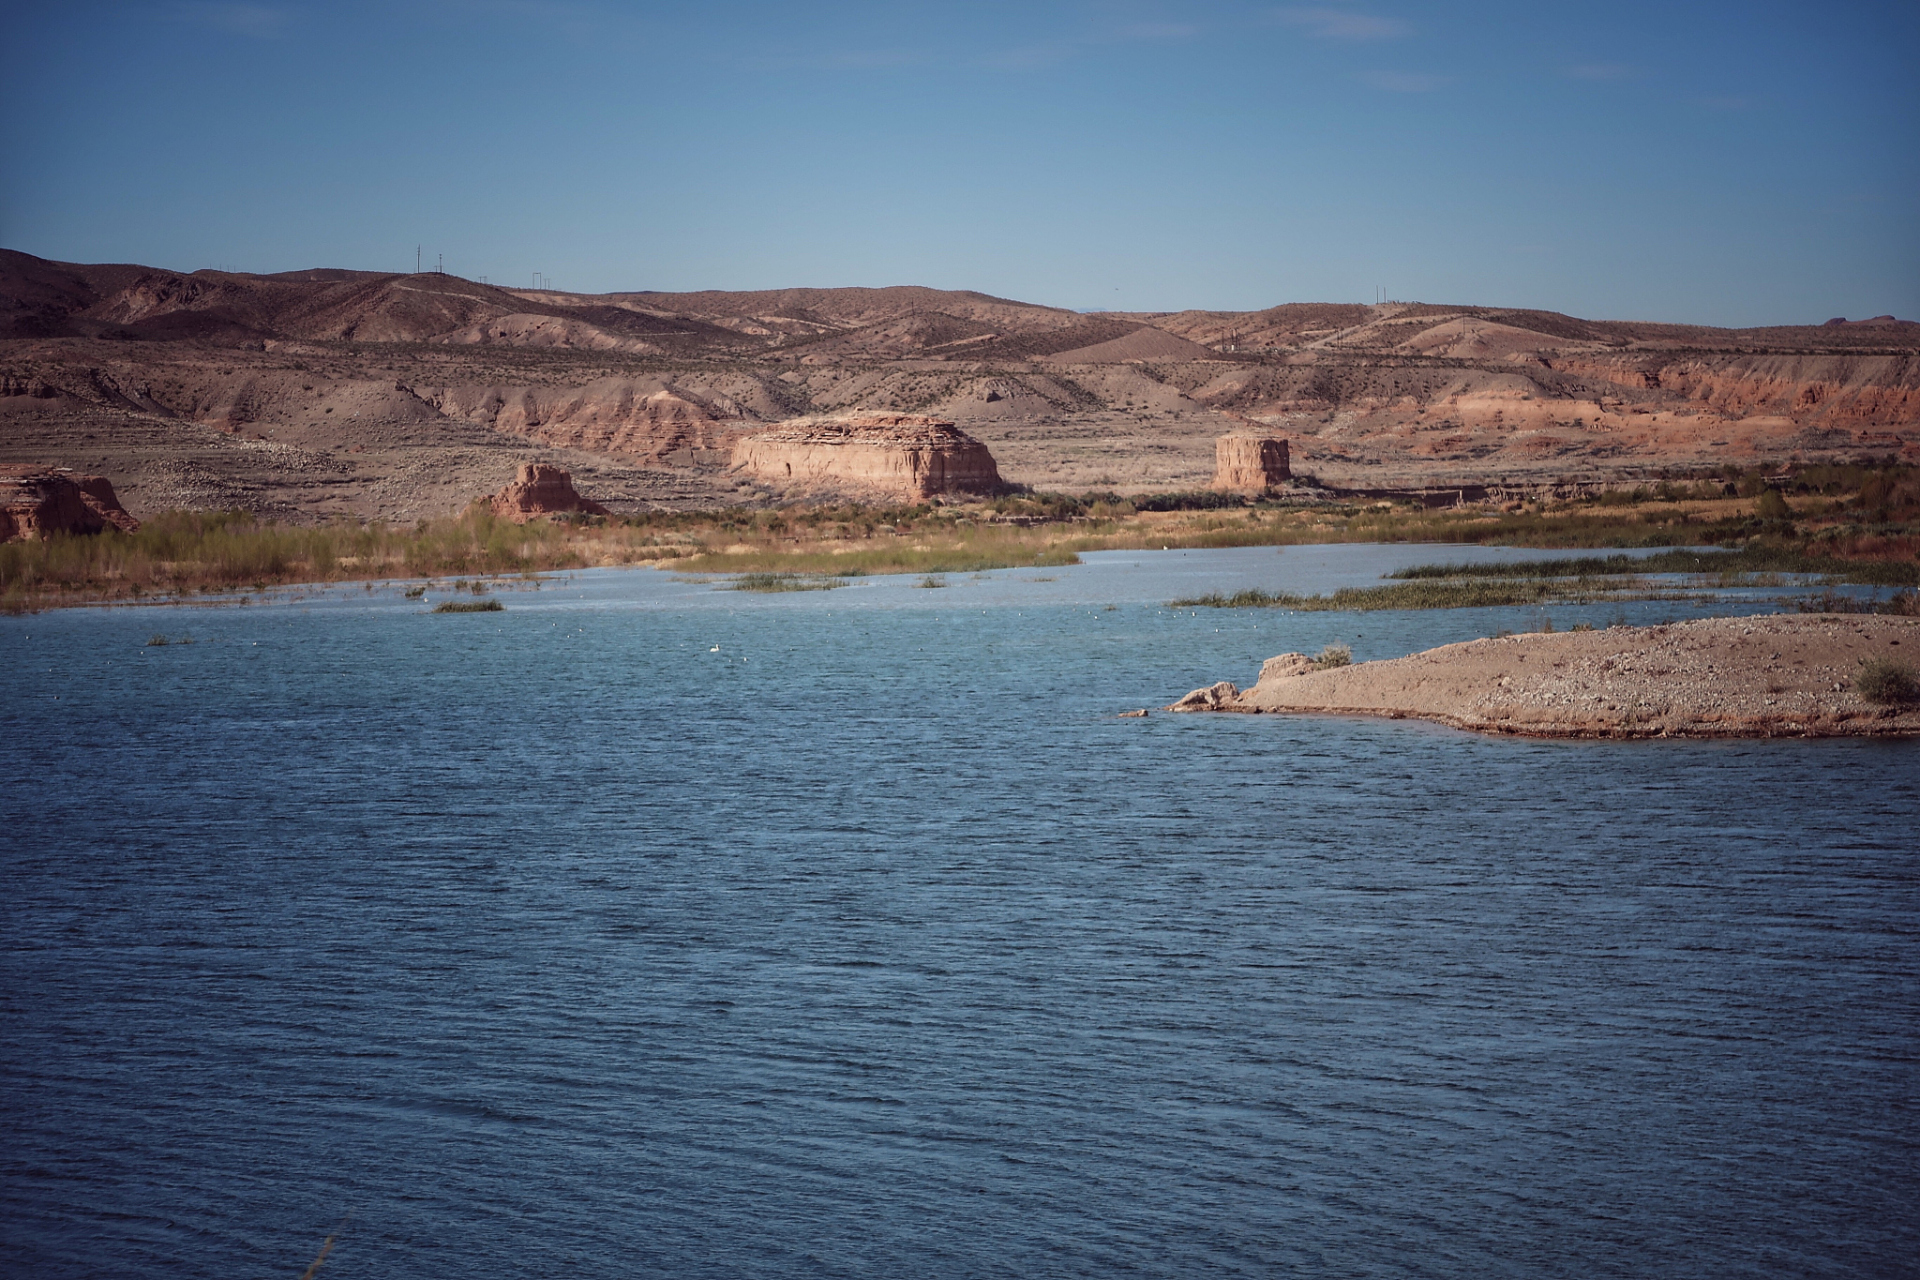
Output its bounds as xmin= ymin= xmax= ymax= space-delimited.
xmin=173 ymin=3 xmax=293 ymax=37
xmin=1276 ymin=7 xmax=1410 ymax=41
xmin=1359 ymin=69 xmax=1449 ymax=92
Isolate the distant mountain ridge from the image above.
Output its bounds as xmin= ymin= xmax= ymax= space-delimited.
xmin=2 ymin=248 xmax=1914 ymax=523
xmin=4 ymin=248 xmax=1912 ymax=355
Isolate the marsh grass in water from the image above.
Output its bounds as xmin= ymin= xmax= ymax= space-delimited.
xmin=4 ymin=464 xmax=1912 ymax=614
xmin=1170 ymin=543 xmax=1920 ymax=613
xmin=1170 ymin=578 xmax=1689 ymax=611
xmin=731 ymin=572 xmax=847 ymax=592
xmin=1387 ymin=547 xmax=1920 ymax=587
xmin=431 ymin=599 xmax=504 ymax=613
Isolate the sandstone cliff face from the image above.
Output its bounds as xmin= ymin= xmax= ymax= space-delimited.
xmin=431 ymin=377 xmax=760 ymax=465
xmin=1 ymin=466 xmax=139 ymax=540
xmin=487 ymin=463 xmax=610 ymax=522
xmin=1212 ymin=435 xmax=1290 ymax=491
xmin=732 ymin=416 xmax=1003 ymax=500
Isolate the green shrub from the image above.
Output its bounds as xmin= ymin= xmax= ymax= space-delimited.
xmin=1311 ymin=643 xmax=1352 ymax=670
xmin=1856 ymin=656 xmax=1917 ymax=705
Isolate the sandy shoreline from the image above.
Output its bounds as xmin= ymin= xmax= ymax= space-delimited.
xmin=1167 ymin=614 xmax=1920 ymax=738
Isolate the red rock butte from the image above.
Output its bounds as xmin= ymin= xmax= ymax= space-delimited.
xmin=1212 ymin=435 xmax=1291 ymax=492
xmin=1 ymin=466 xmax=138 ymax=541
xmin=487 ymin=462 xmax=610 ymax=523
xmin=731 ymin=415 xmax=1004 ymax=501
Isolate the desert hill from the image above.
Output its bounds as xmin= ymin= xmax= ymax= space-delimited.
xmin=1 ymin=248 xmax=1914 ymax=520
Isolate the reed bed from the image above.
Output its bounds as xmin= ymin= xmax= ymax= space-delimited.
xmin=729 ymin=572 xmax=847 ymax=592
xmin=1386 ymin=546 xmax=1920 ymax=586
xmin=3 ymin=463 xmax=1912 ymax=612
xmin=1169 ymin=578 xmax=1682 ymax=612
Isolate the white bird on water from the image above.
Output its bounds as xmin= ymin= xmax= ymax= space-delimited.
xmin=710 ymin=645 xmax=720 ymax=652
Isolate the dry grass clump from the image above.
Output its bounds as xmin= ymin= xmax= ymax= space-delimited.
xmin=1310 ymin=643 xmax=1352 ymax=670
xmin=1856 ymin=656 xmax=1918 ymax=705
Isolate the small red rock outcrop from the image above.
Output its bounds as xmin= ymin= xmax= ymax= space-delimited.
xmin=1212 ymin=435 xmax=1290 ymax=491
xmin=487 ymin=463 xmax=610 ymax=522
xmin=731 ymin=415 xmax=1003 ymax=500
xmin=1 ymin=466 xmax=139 ymax=541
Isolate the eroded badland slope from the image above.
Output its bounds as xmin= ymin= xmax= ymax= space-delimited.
xmin=3 ymin=248 xmax=1914 ymax=520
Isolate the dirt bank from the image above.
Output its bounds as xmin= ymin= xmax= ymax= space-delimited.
xmin=1167 ymin=614 xmax=1920 ymax=738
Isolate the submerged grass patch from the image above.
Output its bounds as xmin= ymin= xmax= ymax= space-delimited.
xmin=1386 ymin=546 xmax=1920 ymax=586
xmin=1171 ymin=577 xmax=1685 ymax=611
xmin=730 ymin=572 xmax=847 ymax=592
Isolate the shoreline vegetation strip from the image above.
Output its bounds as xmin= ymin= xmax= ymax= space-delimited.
xmin=3 ymin=467 xmax=1915 ymax=613
xmin=1169 ymin=579 xmax=1705 ymax=612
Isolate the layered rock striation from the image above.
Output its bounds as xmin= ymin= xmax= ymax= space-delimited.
xmin=1 ymin=466 xmax=138 ymax=541
xmin=731 ymin=415 xmax=1003 ymax=500
xmin=1212 ymin=435 xmax=1290 ymax=491
xmin=487 ymin=463 xmax=609 ymax=522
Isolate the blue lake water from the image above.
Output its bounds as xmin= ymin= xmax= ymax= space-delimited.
xmin=2 ymin=545 xmax=1916 ymax=1278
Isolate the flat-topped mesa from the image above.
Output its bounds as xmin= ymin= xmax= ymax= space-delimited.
xmin=731 ymin=414 xmax=1004 ymax=501
xmin=1212 ymin=435 xmax=1290 ymax=492
xmin=487 ymin=463 xmax=610 ymax=523
xmin=1 ymin=466 xmax=139 ymax=541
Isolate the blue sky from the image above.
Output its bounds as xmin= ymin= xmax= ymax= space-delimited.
xmin=3 ymin=1 xmax=1915 ymax=325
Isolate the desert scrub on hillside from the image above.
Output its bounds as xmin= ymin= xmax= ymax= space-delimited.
xmin=1855 ymin=656 xmax=1918 ymax=705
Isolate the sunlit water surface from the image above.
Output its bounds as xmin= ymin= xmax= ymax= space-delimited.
xmin=3 ymin=546 xmax=1915 ymax=1277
